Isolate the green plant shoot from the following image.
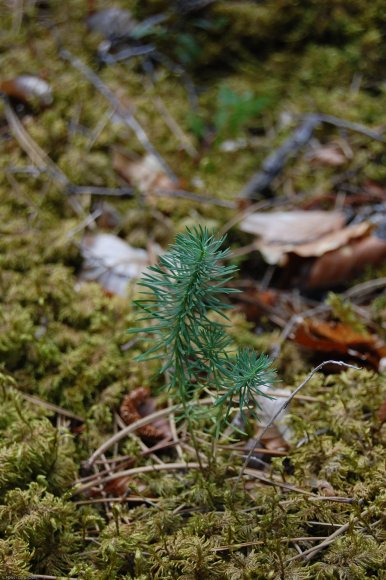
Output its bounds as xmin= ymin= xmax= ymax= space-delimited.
xmin=131 ymin=227 xmax=276 ymax=464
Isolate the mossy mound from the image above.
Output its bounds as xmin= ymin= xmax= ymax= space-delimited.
xmin=0 ymin=0 xmax=385 ymax=577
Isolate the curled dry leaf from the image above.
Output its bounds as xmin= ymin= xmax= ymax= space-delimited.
xmin=238 ymin=287 xmax=279 ymax=323
xmin=239 ymin=209 xmax=385 ymax=287
xmin=0 ymin=75 xmax=53 ymax=107
xmin=289 ymin=222 xmax=371 ymax=258
xmin=240 ymin=210 xmax=345 ymax=245
xmin=254 ymin=425 xmax=290 ymax=453
xmin=113 ymin=150 xmax=178 ymax=194
xmin=79 ymin=233 xmax=151 ymax=296
xmin=261 ymin=221 xmax=370 ymax=266
xmin=240 ymin=210 xmax=348 ymax=265
xmin=307 ymin=234 xmax=386 ymax=289
xmin=292 ymin=318 xmax=386 ymax=370
xmin=120 ymin=387 xmax=172 ymax=441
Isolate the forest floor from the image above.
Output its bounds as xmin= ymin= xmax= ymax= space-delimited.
xmin=0 ymin=1 xmax=385 ymax=578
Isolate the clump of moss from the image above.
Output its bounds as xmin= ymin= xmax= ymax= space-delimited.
xmin=0 ymin=0 xmax=385 ymax=576
xmin=0 ymin=483 xmax=80 ymax=575
xmin=0 ymin=537 xmax=31 ymax=578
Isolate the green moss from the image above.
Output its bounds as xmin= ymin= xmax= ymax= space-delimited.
xmin=0 ymin=537 xmax=31 ymax=578
xmin=0 ymin=0 xmax=385 ymax=576
xmin=0 ymin=483 xmax=80 ymax=575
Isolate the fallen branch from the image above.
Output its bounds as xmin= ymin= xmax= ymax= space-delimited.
xmin=240 ymin=113 xmax=385 ymax=199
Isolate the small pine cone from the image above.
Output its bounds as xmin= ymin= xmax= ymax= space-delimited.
xmin=120 ymin=387 xmax=163 ymax=440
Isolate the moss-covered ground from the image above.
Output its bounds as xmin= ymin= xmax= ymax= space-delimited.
xmin=0 ymin=1 xmax=385 ymax=578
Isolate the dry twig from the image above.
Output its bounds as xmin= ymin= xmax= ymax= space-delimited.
xmin=240 ymin=113 xmax=385 ymax=199
xmin=235 ymin=360 xmax=360 ymax=488
xmin=85 ymin=405 xmax=179 ymax=467
xmin=75 ymin=462 xmax=203 ymax=495
xmin=59 ymin=48 xmax=177 ymax=182
xmin=286 ymin=521 xmax=351 ymax=563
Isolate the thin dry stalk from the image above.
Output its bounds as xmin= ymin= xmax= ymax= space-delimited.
xmin=168 ymin=397 xmax=184 ymax=461
xmin=211 ymin=536 xmax=329 ymax=552
xmin=153 ymin=93 xmax=198 ymax=157
xmin=286 ymin=521 xmax=351 ymax=563
xmin=86 ymin=397 xmax=215 ymax=466
xmin=219 ymin=444 xmax=287 ymax=457
xmin=13 ymin=390 xmax=84 ymax=422
xmin=152 ymin=188 xmax=235 ymax=208
xmin=115 ymin=412 xmax=164 ymax=466
xmin=59 ymin=48 xmax=177 ymax=182
xmin=3 ymin=98 xmax=86 ymax=216
xmin=3 ymin=99 xmax=68 ymax=186
xmin=85 ymin=405 xmax=179 ymax=467
xmin=308 ymin=496 xmax=357 ymax=504
xmin=29 ymin=574 xmax=78 ymax=580
xmin=243 ymin=468 xmax=315 ymax=496
xmin=235 ymin=360 xmax=360 ymax=488
xmin=75 ymin=496 xmax=160 ymax=505
xmin=219 ymin=199 xmax=275 ymax=236
xmin=75 ymin=462 xmax=203 ymax=495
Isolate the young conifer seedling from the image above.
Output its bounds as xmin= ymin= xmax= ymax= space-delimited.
xmin=131 ymin=226 xmax=276 ymax=473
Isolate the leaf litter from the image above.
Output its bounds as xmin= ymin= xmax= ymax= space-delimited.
xmin=0 ymin=1 xmax=386 ymax=577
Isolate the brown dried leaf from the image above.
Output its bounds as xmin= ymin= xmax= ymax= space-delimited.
xmin=261 ymin=222 xmax=370 ymax=265
xmin=0 ymin=75 xmax=53 ymax=107
xmin=113 ymin=150 xmax=176 ymax=194
xmin=307 ymin=234 xmax=386 ymax=289
xmin=255 ymin=425 xmax=290 ymax=452
xmin=292 ymin=318 xmax=386 ymax=369
xmin=238 ymin=288 xmax=279 ymax=322
xmin=103 ymin=476 xmax=149 ymax=498
xmin=240 ymin=210 xmax=345 ymax=245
